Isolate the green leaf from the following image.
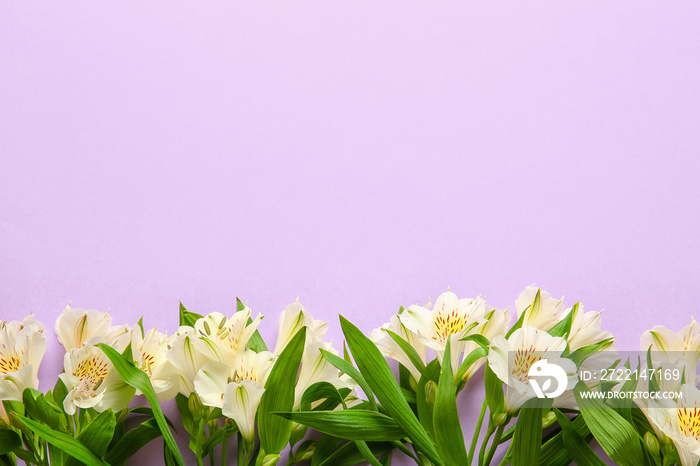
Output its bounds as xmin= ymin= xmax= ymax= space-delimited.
xmin=301 ymin=381 xmax=347 ymax=411
xmin=179 ymin=301 xmax=203 ymax=327
xmin=506 ymin=290 xmax=538 ymax=338
xmin=384 ymin=329 xmax=427 ymax=378
xmin=433 ymin=338 xmax=468 ymax=464
xmin=275 ymin=410 xmax=406 ymax=441
xmin=316 ymin=441 xmax=393 ymax=466
xmin=52 ymin=378 xmax=69 ymax=410
xmin=70 ymin=410 xmax=116 ymax=460
xmin=484 ymin=365 xmax=505 ymax=416
xmin=553 ymin=409 xmax=607 ymax=466
xmin=311 ymin=434 xmax=344 ymax=466
xmin=547 ymin=302 xmax=579 ymax=338
xmin=340 ymin=315 xmax=444 ymax=466
xmin=104 ymin=418 xmax=162 ymax=464
xmin=455 ymin=346 xmax=488 ymax=390
xmin=97 ymin=343 xmax=185 ymax=466
xmin=258 ymin=328 xmax=306 ymax=455
xmin=416 ymin=360 xmax=441 ymax=442
xmin=512 ymin=398 xmax=549 ymax=466
xmin=202 ymin=422 xmax=238 ymax=456
xmin=321 ymin=349 xmax=378 ymax=411
xmin=14 ymin=414 xmax=109 ymax=466
xmin=0 ymin=428 xmax=22 ymax=455
xmin=539 ymin=414 xmax=591 ymax=466
xmin=574 ymin=381 xmax=646 ymax=466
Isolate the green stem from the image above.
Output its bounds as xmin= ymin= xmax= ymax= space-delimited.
xmin=237 ymin=433 xmax=244 ymax=466
xmin=478 ymin=420 xmax=495 ymax=466
xmin=391 ymin=440 xmax=424 ymax=466
xmin=469 ymin=399 xmax=488 ymax=465
xmin=483 ymin=424 xmax=505 ymax=466
xmin=497 ymin=439 xmax=514 ymax=466
xmin=221 ymin=426 xmax=228 ymax=466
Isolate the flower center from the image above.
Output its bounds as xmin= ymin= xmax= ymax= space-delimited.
xmin=678 ymin=407 xmax=700 ymax=441
xmin=433 ymin=312 xmax=467 ymax=342
xmin=74 ymin=356 xmax=110 ymax=392
xmin=233 ymin=365 xmax=260 ymax=383
xmin=511 ymin=347 xmax=542 ymax=383
xmin=0 ymin=354 xmax=21 ymax=374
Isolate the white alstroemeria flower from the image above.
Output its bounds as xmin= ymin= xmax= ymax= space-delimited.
xmin=459 ymin=307 xmax=511 ymax=383
xmin=194 ymin=309 xmax=263 ymax=360
xmin=194 ymin=349 xmax=276 ymax=409
xmin=195 ymin=349 xmax=275 ymax=444
xmin=565 ymin=305 xmax=614 ymax=351
xmin=131 ymin=327 xmax=178 ymax=402
xmin=488 ymin=325 xmax=577 ymax=414
xmin=223 ymin=380 xmax=265 ymax=446
xmin=166 ymin=328 xmax=222 ymax=396
xmin=641 ymin=383 xmax=700 ymax=466
xmin=273 ymin=301 xmax=327 ymax=355
xmin=60 ymin=338 xmax=135 ymax=415
xmin=55 ymin=304 xmax=129 ymax=351
xmin=515 ymin=286 xmax=566 ymax=332
xmin=399 ymin=291 xmax=488 ymax=373
xmin=371 ymin=315 xmax=427 ymax=383
xmin=641 ymin=318 xmax=700 ymax=383
xmin=294 ymin=341 xmax=346 ymax=409
xmin=0 ymin=315 xmax=46 ymax=404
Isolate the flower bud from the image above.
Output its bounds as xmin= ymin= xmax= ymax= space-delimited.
xmin=425 ymin=380 xmax=438 ymax=407
xmin=493 ymin=412 xmax=508 ymax=427
xmin=261 ymin=453 xmax=280 ymax=466
xmin=542 ymin=410 xmax=557 ymax=429
xmin=644 ymin=431 xmax=660 ymax=455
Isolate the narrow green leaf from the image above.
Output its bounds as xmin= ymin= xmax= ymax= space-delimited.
xmin=104 ymin=418 xmax=161 ymax=464
xmin=433 ymin=338 xmax=468 ymax=464
xmin=574 ymin=381 xmax=646 ymax=466
xmin=548 ymin=302 xmax=579 ymax=338
xmin=14 ymin=414 xmax=109 ymax=466
xmin=506 ymin=290 xmax=537 ymax=338
xmin=275 ymin=410 xmax=406 ymax=441
xmin=202 ymin=422 xmax=238 ymax=456
xmin=179 ymin=301 xmax=203 ymax=327
xmin=311 ymin=434 xmax=344 ymax=466
xmin=97 ymin=343 xmax=185 ymax=466
xmin=553 ymin=409 xmax=607 ymax=466
xmin=258 ymin=328 xmax=306 ymax=455
xmin=384 ymin=329 xmax=427 ymax=378
xmin=301 ymin=381 xmax=347 ymax=411
xmin=340 ymin=315 xmax=444 ymax=466
xmin=321 ymin=349 xmax=378 ymax=411
xmin=72 ymin=410 xmax=116 ymax=458
xmin=512 ymin=398 xmax=548 ymax=466
xmin=539 ymin=414 xmax=591 ymax=466
xmin=484 ymin=365 xmax=505 ymax=416
xmin=0 ymin=428 xmax=21 ymax=455
xmin=316 ymin=441 xmax=393 ymax=466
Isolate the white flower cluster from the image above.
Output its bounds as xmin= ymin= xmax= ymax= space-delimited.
xmin=1 ymin=299 xmax=355 ymax=447
xmin=372 ymin=286 xmax=615 ymax=413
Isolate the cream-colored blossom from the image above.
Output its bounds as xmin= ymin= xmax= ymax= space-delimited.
xmin=515 ymin=286 xmax=566 ymax=332
xmin=273 ymin=301 xmax=327 ymax=355
xmin=194 ymin=309 xmax=263 ymax=360
xmin=371 ymin=315 xmax=427 ymax=383
xmin=0 ymin=315 xmax=46 ymax=405
xmin=399 ymin=291 xmax=489 ymax=374
xmin=488 ymin=325 xmax=577 ymax=414
xmin=60 ymin=337 xmax=134 ymax=415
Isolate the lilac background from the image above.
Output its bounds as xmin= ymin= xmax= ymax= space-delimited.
xmin=2 ymin=2 xmax=699 ymax=465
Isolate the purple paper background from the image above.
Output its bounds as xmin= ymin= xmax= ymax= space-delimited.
xmin=2 ymin=2 xmax=699 ymax=465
